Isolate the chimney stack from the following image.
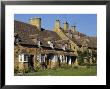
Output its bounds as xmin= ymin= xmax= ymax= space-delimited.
xmin=64 ymin=21 xmax=69 ymax=30
xmin=71 ymin=26 xmax=77 ymax=32
xmin=54 ymin=20 xmax=60 ymax=31
xmin=29 ymin=17 xmax=41 ymax=31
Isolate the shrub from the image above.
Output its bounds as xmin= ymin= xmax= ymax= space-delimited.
xmin=34 ymin=66 xmax=40 ymax=72
xmin=60 ymin=63 xmax=68 ymax=69
xmin=34 ymin=59 xmax=41 ymax=71
xmin=25 ymin=68 xmax=31 ymax=73
xmin=17 ymin=68 xmax=32 ymax=74
xmin=17 ymin=69 xmax=23 ymax=74
xmin=77 ymin=50 xmax=92 ymax=65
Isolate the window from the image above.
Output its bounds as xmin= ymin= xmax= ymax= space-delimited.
xmin=37 ymin=40 xmax=41 ymax=47
xmin=41 ymin=54 xmax=45 ymax=63
xmin=62 ymin=44 xmax=68 ymax=50
xmin=47 ymin=41 xmax=54 ymax=49
xmin=19 ymin=54 xmax=22 ymax=62
xmin=62 ymin=45 xmax=66 ymax=50
xmin=47 ymin=41 xmax=51 ymax=44
xmin=50 ymin=43 xmax=54 ymax=49
xmin=24 ymin=54 xmax=28 ymax=62
xmin=19 ymin=54 xmax=28 ymax=62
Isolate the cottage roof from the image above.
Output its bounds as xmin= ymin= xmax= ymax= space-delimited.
xmin=14 ymin=20 xmax=39 ymax=36
xmin=14 ymin=20 xmax=96 ymax=51
xmin=87 ymin=37 xmax=97 ymax=49
xmin=14 ymin=20 xmax=63 ymax=50
xmin=62 ymin=29 xmax=97 ymax=49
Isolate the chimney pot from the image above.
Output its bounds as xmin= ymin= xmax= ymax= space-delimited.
xmin=54 ymin=20 xmax=60 ymax=31
xmin=64 ymin=21 xmax=69 ymax=30
xmin=29 ymin=17 xmax=41 ymax=31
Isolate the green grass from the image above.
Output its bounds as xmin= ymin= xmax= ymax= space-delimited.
xmin=15 ymin=66 xmax=97 ymax=76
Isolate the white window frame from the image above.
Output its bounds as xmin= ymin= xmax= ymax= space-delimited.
xmin=47 ymin=41 xmax=54 ymax=49
xmin=37 ymin=40 xmax=41 ymax=47
xmin=62 ymin=45 xmax=66 ymax=50
xmin=50 ymin=43 xmax=54 ymax=49
xmin=18 ymin=54 xmax=28 ymax=62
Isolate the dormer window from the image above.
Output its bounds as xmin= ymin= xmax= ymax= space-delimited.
xmin=62 ymin=45 xmax=66 ymax=50
xmin=36 ymin=38 xmax=42 ymax=47
xmin=47 ymin=41 xmax=54 ymax=49
xmin=47 ymin=41 xmax=51 ymax=44
xmin=65 ymin=44 xmax=67 ymax=48
xmin=37 ymin=40 xmax=41 ymax=47
xmin=62 ymin=43 xmax=70 ymax=50
xmin=50 ymin=42 xmax=54 ymax=49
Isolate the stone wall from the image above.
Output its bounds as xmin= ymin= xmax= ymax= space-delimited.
xmin=54 ymin=28 xmax=78 ymax=56
xmin=14 ymin=45 xmax=37 ymax=70
xmin=54 ymin=28 xmax=79 ymax=66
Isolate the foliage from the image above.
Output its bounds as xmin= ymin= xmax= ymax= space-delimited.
xmin=77 ymin=49 xmax=91 ymax=65
xmin=60 ymin=63 xmax=68 ymax=69
xmin=77 ymin=51 xmax=84 ymax=64
xmin=34 ymin=59 xmax=41 ymax=72
xmin=15 ymin=66 xmax=97 ymax=76
xmin=14 ymin=66 xmax=19 ymax=74
xmin=92 ymin=50 xmax=97 ymax=58
xmin=23 ymin=68 xmax=31 ymax=73
xmin=77 ymin=49 xmax=97 ymax=65
xmin=14 ymin=67 xmax=32 ymax=74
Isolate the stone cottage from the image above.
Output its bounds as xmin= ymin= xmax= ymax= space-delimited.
xmin=14 ymin=17 xmax=97 ymax=71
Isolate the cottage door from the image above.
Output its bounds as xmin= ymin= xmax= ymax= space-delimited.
xmin=28 ymin=55 xmax=34 ymax=69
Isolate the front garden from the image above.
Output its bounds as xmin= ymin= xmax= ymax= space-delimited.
xmin=15 ymin=64 xmax=97 ymax=76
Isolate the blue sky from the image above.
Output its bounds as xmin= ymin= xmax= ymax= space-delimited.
xmin=14 ymin=14 xmax=97 ymax=36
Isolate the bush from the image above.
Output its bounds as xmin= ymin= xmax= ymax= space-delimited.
xmin=34 ymin=59 xmax=41 ymax=71
xmin=17 ymin=68 xmax=32 ymax=74
xmin=24 ymin=68 xmax=32 ymax=73
xmin=60 ymin=63 xmax=68 ymax=69
xmin=77 ymin=50 xmax=92 ymax=65
xmin=34 ymin=66 xmax=40 ymax=72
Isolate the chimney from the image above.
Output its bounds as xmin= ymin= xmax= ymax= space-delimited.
xmin=54 ymin=20 xmax=60 ymax=31
xmin=29 ymin=17 xmax=41 ymax=30
xmin=64 ymin=21 xmax=69 ymax=30
xmin=71 ymin=26 xmax=77 ymax=32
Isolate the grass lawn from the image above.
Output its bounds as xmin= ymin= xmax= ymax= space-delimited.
xmin=15 ymin=66 xmax=97 ymax=76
